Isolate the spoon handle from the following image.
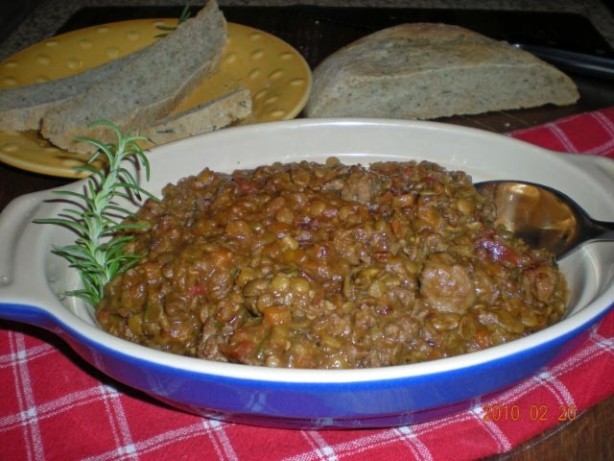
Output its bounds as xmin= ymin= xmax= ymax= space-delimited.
xmin=514 ymin=44 xmax=614 ymax=80
xmin=590 ymin=219 xmax=614 ymax=238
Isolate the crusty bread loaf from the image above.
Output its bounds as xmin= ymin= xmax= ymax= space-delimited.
xmin=41 ymin=0 xmax=226 ymax=153
xmin=0 ymin=47 xmax=148 ymax=132
xmin=305 ymin=23 xmax=580 ymax=119
xmin=143 ymin=87 xmax=252 ymax=144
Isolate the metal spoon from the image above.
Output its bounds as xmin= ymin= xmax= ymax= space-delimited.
xmin=474 ymin=181 xmax=614 ymax=258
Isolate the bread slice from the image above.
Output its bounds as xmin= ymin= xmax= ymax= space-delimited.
xmin=305 ymin=23 xmax=580 ymax=119
xmin=40 ymin=0 xmax=226 ymax=153
xmin=0 ymin=47 xmax=149 ymax=132
xmin=142 ymin=87 xmax=252 ymax=144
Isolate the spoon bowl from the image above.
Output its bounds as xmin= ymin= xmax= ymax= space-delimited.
xmin=475 ymin=180 xmax=614 ymax=258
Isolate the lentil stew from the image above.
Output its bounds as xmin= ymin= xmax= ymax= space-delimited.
xmin=97 ymin=158 xmax=567 ymax=368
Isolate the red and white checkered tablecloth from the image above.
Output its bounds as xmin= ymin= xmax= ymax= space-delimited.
xmin=2 ymin=107 xmax=614 ymax=461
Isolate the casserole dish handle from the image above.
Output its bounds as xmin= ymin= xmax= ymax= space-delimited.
xmin=0 ymin=191 xmax=60 ymax=328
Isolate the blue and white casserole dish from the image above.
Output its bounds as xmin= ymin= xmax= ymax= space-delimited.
xmin=0 ymin=119 xmax=612 ymax=428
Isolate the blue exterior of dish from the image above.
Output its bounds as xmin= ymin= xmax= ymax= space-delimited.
xmin=1 ymin=301 xmax=608 ymax=429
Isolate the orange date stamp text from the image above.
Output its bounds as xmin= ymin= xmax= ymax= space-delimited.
xmin=481 ymin=403 xmax=578 ymax=422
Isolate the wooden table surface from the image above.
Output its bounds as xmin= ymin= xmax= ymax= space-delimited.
xmin=1 ymin=3 xmax=613 ymax=460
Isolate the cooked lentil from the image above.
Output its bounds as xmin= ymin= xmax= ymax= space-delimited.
xmin=96 ymin=158 xmax=568 ymax=368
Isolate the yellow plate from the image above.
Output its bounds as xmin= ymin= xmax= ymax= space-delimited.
xmin=0 ymin=20 xmax=312 ymax=177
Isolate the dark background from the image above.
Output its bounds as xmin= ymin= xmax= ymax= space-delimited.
xmin=0 ymin=0 xmax=46 ymax=43
xmin=2 ymin=0 xmax=614 ymax=51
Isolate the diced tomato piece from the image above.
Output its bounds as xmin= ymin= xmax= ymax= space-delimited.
xmin=475 ymin=238 xmax=521 ymax=265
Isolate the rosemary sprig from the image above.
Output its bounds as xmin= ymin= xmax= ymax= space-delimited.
xmin=35 ymin=120 xmax=157 ymax=306
xmin=155 ymin=4 xmax=192 ymax=38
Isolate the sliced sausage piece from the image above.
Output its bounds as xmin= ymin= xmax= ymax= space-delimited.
xmin=420 ymin=253 xmax=475 ymax=313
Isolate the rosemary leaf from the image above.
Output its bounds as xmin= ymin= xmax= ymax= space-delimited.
xmin=155 ymin=4 xmax=192 ymax=38
xmin=35 ymin=120 xmax=156 ymax=307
